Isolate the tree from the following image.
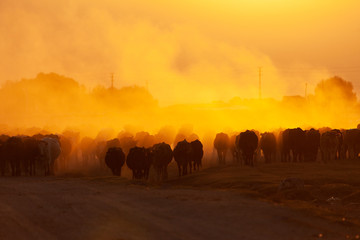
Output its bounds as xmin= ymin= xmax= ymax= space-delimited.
xmin=314 ymin=76 xmax=357 ymax=104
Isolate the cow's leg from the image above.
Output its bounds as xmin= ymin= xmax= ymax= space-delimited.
xmin=183 ymin=163 xmax=187 ymax=176
xmin=217 ymin=151 xmax=222 ymax=165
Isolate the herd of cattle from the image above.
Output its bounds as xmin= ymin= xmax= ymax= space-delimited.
xmin=0 ymin=133 xmax=204 ymax=180
xmin=0 ymin=134 xmax=61 ymax=177
xmin=0 ymin=127 xmax=359 ymax=180
xmin=216 ymin=128 xmax=360 ymax=167
xmin=105 ymin=140 xmax=203 ymax=180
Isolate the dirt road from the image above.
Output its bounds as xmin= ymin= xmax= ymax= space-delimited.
xmin=0 ymin=176 xmax=358 ymax=240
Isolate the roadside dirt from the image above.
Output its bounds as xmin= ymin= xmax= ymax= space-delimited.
xmin=0 ymin=173 xmax=359 ymax=240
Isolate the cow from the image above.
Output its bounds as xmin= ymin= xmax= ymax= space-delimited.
xmin=189 ymin=139 xmax=203 ymax=172
xmin=260 ymin=132 xmax=276 ymax=163
xmin=213 ymin=133 xmax=229 ymax=165
xmin=280 ymin=129 xmax=290 ymax=162
xmin=143 ymin=148 xmax=153 ymax=180
xmin=0 ymin=142 xmax=5 ymax=176
xmin=58 ymin=136 xmax=72 ymax=170
xmin=320 ymin=131 xmax=340 ymax=163
xmin=0 ymin=135 xmax=10 ymax=176
xmin=173 ymin=139 xmax=192 ymax=176
xmin=151 ymin=142 xmax=173 ymax=181
xmin=342 ymin=129 xmax=360 ymax=160
xmin=105 ymin=147 xmax=126 ymax=176
xmin=4 ymin=137 xmax=24 ymax=176
xmin=95 ymin=138 xmax=121 ymax=169
xmin=281 ymin=128 xmax=306 ymax=162
xmin=237 ymin=130 xmax=258 ymax=167
xmin=290 ymin=128 xmax=306 ymax=162
xmin=332 ymin=129 xmax=343 ymax=160
xmin=23 ymin=137 xmax=42 ymax=176
xmin=304 ymin=129 xmax=320 ymax=162
xmin=39 ymin=137 xmax=61 ymax=176
xmin=229 ymin=134 xmax=241 ymax=164
xmin=126 ymin=146 xmax=152 ymax=179
xmin=79 ymin=137 xmax=96 ymax=167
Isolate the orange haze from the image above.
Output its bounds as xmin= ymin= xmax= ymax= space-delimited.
xmin=0 ymin=1 xmax=359 ymax=138
xmin=0 ymin=73 xmax=358 ymax=140
xmin=0 ymin=0 xmax=359 ymax=105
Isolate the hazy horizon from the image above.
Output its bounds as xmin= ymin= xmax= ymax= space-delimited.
xmin=0 ymin=72 xmax=358 ymax=138
xmin=1 ymin=0 xmax=359 ymax=106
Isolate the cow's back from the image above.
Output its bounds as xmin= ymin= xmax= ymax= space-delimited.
xmin=42 ymin=137 xmax=61 ymax=164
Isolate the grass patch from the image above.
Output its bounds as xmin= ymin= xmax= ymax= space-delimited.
xmin=166 ymin=161 xmax=360 ymax=227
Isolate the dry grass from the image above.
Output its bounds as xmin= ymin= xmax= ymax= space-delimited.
xmin=166 ymin=160 xmax=360 ymax=227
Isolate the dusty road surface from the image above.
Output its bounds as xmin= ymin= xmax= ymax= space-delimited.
xmin=0 ymin=176 xmax=358 ymax=240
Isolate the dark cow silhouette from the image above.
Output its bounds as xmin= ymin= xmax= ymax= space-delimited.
xmin=58 ymin=136 xmax=72 ymax=170
xmin=96 ymin=138 xmax=121 ymax=168
xmin=304 ymin=129 xmax=320 ymax=162
xmin=213 ymin=133 xmax=229 ymax=165
xmin=260 ymin=132 xmax=276 ymax=163
xmin=290 ymin=128 xmax=306 ymax=162
xmin=280 ymin=129 xmax=290 ymax=162
xmin=173 ymin=139 xmax=191 ymax=176
xmin=105 ymin=147 xmax=125 ymax=176
xmin=0 ymin=142 xmax=5 ymax=176
xmin=237 ymin=130 xmax=258 ymax=166
xmin=320 ymin=130 xmax=340 ymax=163
xmin=79 ymin=137 xmax=96 ymax=167
xmin=332 ymin=129 xmax=343 ymax=160
xmin=342 ymin=129 xmax=360 ymax=160
xmin=4 ymin=137 xmax=24 ymax=176
xmin=189 ymin=139 xmax=203 ymax=172
xmin=281 ymin=128 xmax=306 ymax=162
xmin=38 ymin=137 xmax=61 ymax=176
xmin=143 ymin=148 xmax=153 ymax=179
xmin=95 ymin=141 xmax=106 ymax=165
xmin=229 ymin=134 xmax=241 ymax=164
xmin=151 ymin=142 xmax=173 ymax=181
xmin=0 ymin=135 xmax=10 ymax=176
xmin=23 ymin=137 xmax=42 ymax=176
xmin=126 ymin=146 xmax=152 ymax=179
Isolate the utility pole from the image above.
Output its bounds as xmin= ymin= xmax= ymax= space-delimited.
xmin=258 ymin=67 xmax=262 ymax=99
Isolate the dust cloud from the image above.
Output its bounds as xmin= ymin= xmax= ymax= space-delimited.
xmin=0 ymin=0 xmax=359 ymax=143
xmin=0 ymin=73 xmax=358 ymax=140
xmin=1 ymin=0 xmax=359 ymax=106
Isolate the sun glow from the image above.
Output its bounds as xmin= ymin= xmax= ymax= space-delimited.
xmin=0 ymin=0 xmax=359 ymax=138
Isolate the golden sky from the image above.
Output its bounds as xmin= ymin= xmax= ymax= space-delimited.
xmin=0 ymin=0 xmax=359 ymax=105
